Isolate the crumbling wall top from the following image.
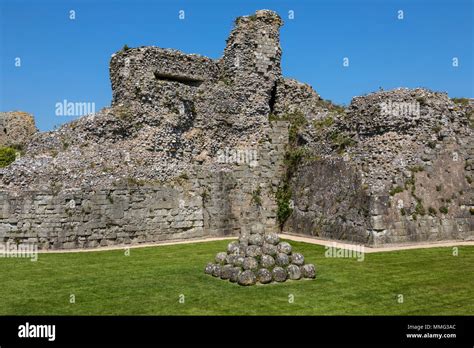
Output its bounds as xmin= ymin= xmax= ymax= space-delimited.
xmin=0 ymin=111 xmax=38 ymax=148
xmin=110 ymin=47 xmax=219 ymax=104
xmin=234 ymin=9 xmax=283 ymax=27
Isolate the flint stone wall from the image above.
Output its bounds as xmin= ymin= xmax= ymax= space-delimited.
xmin=0 ymin=122 xmax=288 ymax=249
xmin=0 ymin=111 xmax=38 ymax=148
xmin=285 ymin=139 xmax=473 ymax=246
xmin=110 ymin=48 xmax=219 ymax=105
xmin=367 ymin=141 xmax=474 ymax=246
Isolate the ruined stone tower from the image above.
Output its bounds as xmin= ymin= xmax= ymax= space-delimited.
xmin=109 ymin=9 xmax=284 ymax=135
xmin=221 ymin=10 xmax=283 ymax=119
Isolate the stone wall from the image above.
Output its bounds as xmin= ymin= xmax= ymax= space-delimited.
xmin=367 ymin=140 xmax=473 ymax=246
xmin=201 ymin=121 xmax=288 ymax=238
xmin=284 ymin=141 xmax=473 ymax=246
xmin=284 ymin=158 xmax=371 ymax=244
xmin=0 ymin=122 xmax=289 ymax=249
xmin=222 ymin=10 xmax=283 ymax=120
xmin=0 ymin=187 xmax=205 ymax=249
xmin=273 ymin=78 xmax=322 ymax=120
xmin=282 ymin=89 xmax=473 ymax=246
xmin=110 ymin=47 xmax=219 ymax=106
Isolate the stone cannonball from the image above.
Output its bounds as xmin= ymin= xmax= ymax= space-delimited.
xmin=291 ymin=252 xmax=305 ymax=266
xmin=212 ymin=264 xmax=222 ymax=277
xmin=215 ymin=252 xmax=228 ymax=264
xmin=257 ymin=268 xmax=273 ymax=284
xmin=272 ymin=267 xmax=287 ymax=282
xmin=249 ymin=234 xmax=264 ymax=246
xmin=287 ymin=264 xmax=302 ymax=280
xmin=238 ymin=270 xmax=257 ymax=286
xmin=301 ymin=264 xmax=316 ymax=279
xmin=277 ymin=242 xmax=292 ymax=255
xmin=227 ymin=241 xmax=241 ymax=254
xmin=204 ymin=262 xmax=214 ymax=275
xmin=264 ymin=232 xmax=280 ymax=245
xmin=275 ymin=253 xmax=289 ymax=267
xmin=243 ymin=257 xmax=258 ymax=271
xmin=220 ymin=264 xmax=233 ymax=280
xmin=262 ymin=243 xmax=278 ymax=256
xmin=246 ymin=245 xmax=262 ymax=258
xmin=260 ymin=254 xmax=275 ymax=268
xmin=229 ymin=267 xmax=242 ymax=283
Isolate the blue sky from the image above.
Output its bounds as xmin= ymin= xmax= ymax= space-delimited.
xmin=0 ymin=0 xmax=472 ymax=131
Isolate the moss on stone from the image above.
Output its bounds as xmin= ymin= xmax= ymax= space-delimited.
xmin=452 ymin=97 xmax=469 ymax=106
xmin=251 ymin=187 xmax=262 ymax=206
xmin=276 ymin=183 xmax=292 ymax=228
xmin=389 ymin=186 xmax=404 ymax=196
xmin=328 ymin=130 xmax=355 ymax=154
xmin=0 ymin=147 xmax=17 ymax=168
xmin=415 ymin=200 xmax=426 ymax=216
xmin=439 ymin=206 xmax=449 ymax=214
xmin=313 ymin=116 xmax=334 ymax=130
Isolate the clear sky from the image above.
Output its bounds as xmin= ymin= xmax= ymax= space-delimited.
xmin=0 ymin=0 xmax=472 ymax=131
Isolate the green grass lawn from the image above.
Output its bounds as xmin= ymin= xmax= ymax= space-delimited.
xmin=0 ymin=240 xmax=473 ymax=315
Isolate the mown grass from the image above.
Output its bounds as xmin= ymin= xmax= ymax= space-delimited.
xmin=0 ymin=240 xmax=472 ymax=315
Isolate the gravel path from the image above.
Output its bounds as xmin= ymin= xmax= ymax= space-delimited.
xmin=35 ymin=234 xmax=474 ymax=254
xmin=280 ymin=233 xmax=474 ymax=253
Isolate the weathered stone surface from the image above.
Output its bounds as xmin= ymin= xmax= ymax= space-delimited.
xmin=233 ymin=256 xmax=245 ymax=267
xmin=272 ymin=267 xmax=287 ymax=282
xmin=277 ymin=242 xmax=292 ymax=255
xmin=260 ymin=254 xmax=275 ymax=268
xmin=226 ymin=254 xmax=236 ymax=265
xmin=246 ymin=245 xmax=262 ymax=257
xmin=275 ymin=253 xmax=289 ymax=267
xmin=301 ymin=264 xmax=316 ymax=279
xmin=215 ymin=252 xmax=227 ymax=264
xmin=264 ymin=232 xmax=279 ymax=245
xmin=250 ymin=223 xmax=264 ymax=234
xmin=238 ymin=270 xmax=256 ymax=286
xmin=262 ymin=243 xmax=278 ymax=256
xmin=211 ymin=264 xmax=222 ymax=277
xmin=0 ymin=111 xmax=38 ymax=148
xmin=239 ymin=239 xmax=249 ymax=248
xmin=283 ymin=88 xmax=473 ymax=246
xmin=227 ymin=241 xmax=241 ymax=254
xmin=204 ymin=262 xmax=214 ymax=275
xmin=287 ymin=264 xmax=302 ymax=280
xmin=273 ymin=78 xmax=322 ymax=119
xmin=1 ymin=5 xmax=464 ymax=290
xmin=291 ymin=252 xmax=304 ymax=266
xmin=257 ymin=268 xmax=272 ymax=284
xmin=285 ymin=159 xmax=371 ymax=244
xmin=243 ymin=257 xmax=258 ymax=270
xmin=249 ymin=234 xmax=264 ymax=246
xmin=229 ymin=267 xmax=242 ymax=283
xmin=220 ymin=264 xmax=233 ymax=280
xmin=110 ymin=48 xmax=219 ymax=106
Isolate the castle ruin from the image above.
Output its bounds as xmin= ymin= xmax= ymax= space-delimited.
xmin=0 ymin=9 xmax=472 ymax=261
